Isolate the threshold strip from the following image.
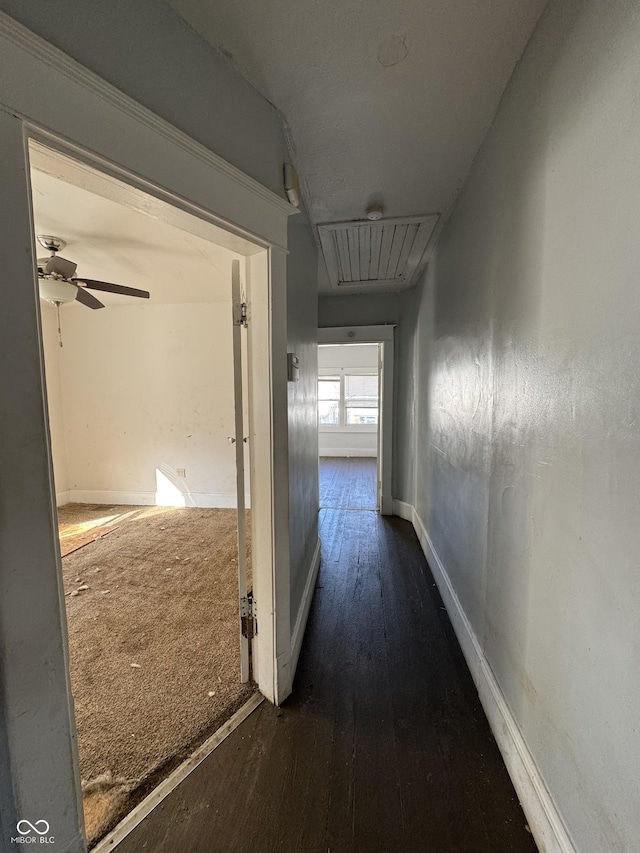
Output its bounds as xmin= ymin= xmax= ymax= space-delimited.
xmin=93 ymin=692 xmax=263 ymax=853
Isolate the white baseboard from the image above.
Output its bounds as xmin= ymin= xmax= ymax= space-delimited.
xmin=392 ymin=499 xmax=575 ymax=853
xmin=290 ymin=538 xmax=321 ymax=678
xmin=56 ymin=490 xmax=71 ymax=507
xmin=319 ymin=449 xmax=376 ymax=458
xmin=391 ymin=498 xmax=413 ymax=522
xmin=60 ymin=489 xmax=240 ymax=509
xmin=71 ymin=489 xmax=155 ymax=506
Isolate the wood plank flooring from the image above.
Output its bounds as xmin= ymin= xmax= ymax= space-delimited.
xmin=320 ymin=455 xmax=377 ymax=509
xmin=115 ymin=465 xmax=537 ymax=853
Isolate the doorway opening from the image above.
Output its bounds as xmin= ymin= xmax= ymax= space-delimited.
xmin=317 ymin=325 xmax=395 ymax=515
xmin=318 ymin=343 xmax=380 ymax=510
xmin=29 ymin=140 xmax=261 ymax=847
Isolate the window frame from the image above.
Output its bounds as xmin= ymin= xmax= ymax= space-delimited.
xmin=317 ymin=375 xmax=341 ymax=427
xmin=317 ymin=367 xmax=379 ymax=432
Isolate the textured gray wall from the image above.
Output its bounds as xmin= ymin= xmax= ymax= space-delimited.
xmin=318 ymin=292 xmax=402 ymax=330
xmin=0 ymin=0 xmax=287 ymax=196
xmin=287 ymin=216 xmax=320 ymax=626
xmin=404 ymin=1 xmax=640 ymax=848
xmin=393 ymin=280 xmax=432 ymax=506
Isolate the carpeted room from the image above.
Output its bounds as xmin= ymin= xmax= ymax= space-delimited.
xmin=34 ymin=161 xmax=255 ymax=846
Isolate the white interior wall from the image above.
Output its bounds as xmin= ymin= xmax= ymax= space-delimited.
xmin=318 ymin=343 xmax=378 ymax=457
xmin=47 ymin=299 xmax=237 ymax=508
xmin=397 ymin=1 xmax=640 ymax=850
xmin=40 ymin=303 xmax=69 ymax=501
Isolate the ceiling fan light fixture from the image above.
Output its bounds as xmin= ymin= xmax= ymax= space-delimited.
xmin=38 ymin=278 xmax=77 ymax=305
xmin=34 ymin=234 xmax=149 ymax=309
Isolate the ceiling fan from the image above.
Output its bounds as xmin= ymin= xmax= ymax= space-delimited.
xmin=36 ymin=235 xmax=150 ymax=309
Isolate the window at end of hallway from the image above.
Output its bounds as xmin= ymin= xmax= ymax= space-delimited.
xmin=317 ymin=373 xmax=379 ymax=428
xmin=344 ymin=374 xmax=378 ymax=425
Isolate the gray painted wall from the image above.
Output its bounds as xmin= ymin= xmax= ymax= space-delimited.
xmin=403 ymin=1 xmax=640 ymax=849
xmin=318 ymin=292 xmax=402 ymax=330
xmin=0 ymin=0 xmax=287 ymax=196
xmin=287 ymin=216 xmax=320 ymax=626
xmin=393 ymin=281 xmax=432 ymax=508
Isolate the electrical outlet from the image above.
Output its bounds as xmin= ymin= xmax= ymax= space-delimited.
xmin=176 ymin=468 xmax=186 ymax=479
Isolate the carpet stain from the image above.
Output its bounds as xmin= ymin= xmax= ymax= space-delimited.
xmin=82 ymin=773 xmax=134 ymax=843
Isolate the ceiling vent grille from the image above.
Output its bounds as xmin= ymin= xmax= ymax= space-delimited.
xmin=318 ymin=214 xmax=438 ymax=290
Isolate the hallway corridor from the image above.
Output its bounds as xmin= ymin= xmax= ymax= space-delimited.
xmin=320 ymin=456 xmax=378 ymax=509
xmin=116 ymin=470 xmax=536 ymax=852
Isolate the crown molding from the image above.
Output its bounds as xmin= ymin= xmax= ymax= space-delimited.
xmin=0 ymin=12 xmax=297 ymax=222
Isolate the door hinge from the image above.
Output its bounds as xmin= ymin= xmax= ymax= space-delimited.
xmin=234 ymin=301 xmax=248 ymax=328
xmin=241 ymin=591 xmax=257 ymax=639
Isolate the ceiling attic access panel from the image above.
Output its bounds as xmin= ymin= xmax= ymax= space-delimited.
xmin=318 ymin=214 xmax=438 ymax=292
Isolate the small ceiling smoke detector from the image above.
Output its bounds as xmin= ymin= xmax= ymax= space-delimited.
xmin=366 ymin=204 xmax=384 ymax=221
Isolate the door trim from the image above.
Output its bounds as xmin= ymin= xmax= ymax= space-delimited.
xmin=231 ymin=260 xmax=251 ymax=682
xmin=0 ymin=13 xmax=296 ymax=850
xmin=0 ymin=13 xmax=294 ymax=241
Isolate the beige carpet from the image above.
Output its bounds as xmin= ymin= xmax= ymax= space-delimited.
xmin=58 ymin=504 xmax=255 ymax=846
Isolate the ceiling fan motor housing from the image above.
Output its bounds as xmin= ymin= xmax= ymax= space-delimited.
xmin=44 ymin=255 xmax=78 ymax=279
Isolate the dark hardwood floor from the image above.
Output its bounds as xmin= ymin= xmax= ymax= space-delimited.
xmin=115 ymin=464 xmax=537 ymax=853
xmin=320 ymin=455 xmax=378 ymax=509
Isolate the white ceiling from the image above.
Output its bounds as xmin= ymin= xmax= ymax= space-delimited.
xmin=30 ymin=169 xmax=239 ymax=307
xmin=167 ymin=0 xmax=547 ymax=239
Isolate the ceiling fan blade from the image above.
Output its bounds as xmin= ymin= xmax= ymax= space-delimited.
xmin=72 ymin=278 xmax=150 ymax=299
xmin=75 ymin=287 xmax=105 ymax=310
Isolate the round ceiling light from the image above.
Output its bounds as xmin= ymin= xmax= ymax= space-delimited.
xmin=39 ymin=278 xmax=77 ymax=304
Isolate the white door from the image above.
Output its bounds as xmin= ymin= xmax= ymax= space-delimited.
xmin=231 ymin=259 xmax=252 ymax=682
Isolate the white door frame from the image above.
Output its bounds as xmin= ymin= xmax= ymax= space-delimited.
xmin=318 ymin=325 xmax=395 ymax=515
xmin=231 ymin=259 xmax=251 ymax=682
xmin=0 ymin=14 xmax=296 ymax=852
